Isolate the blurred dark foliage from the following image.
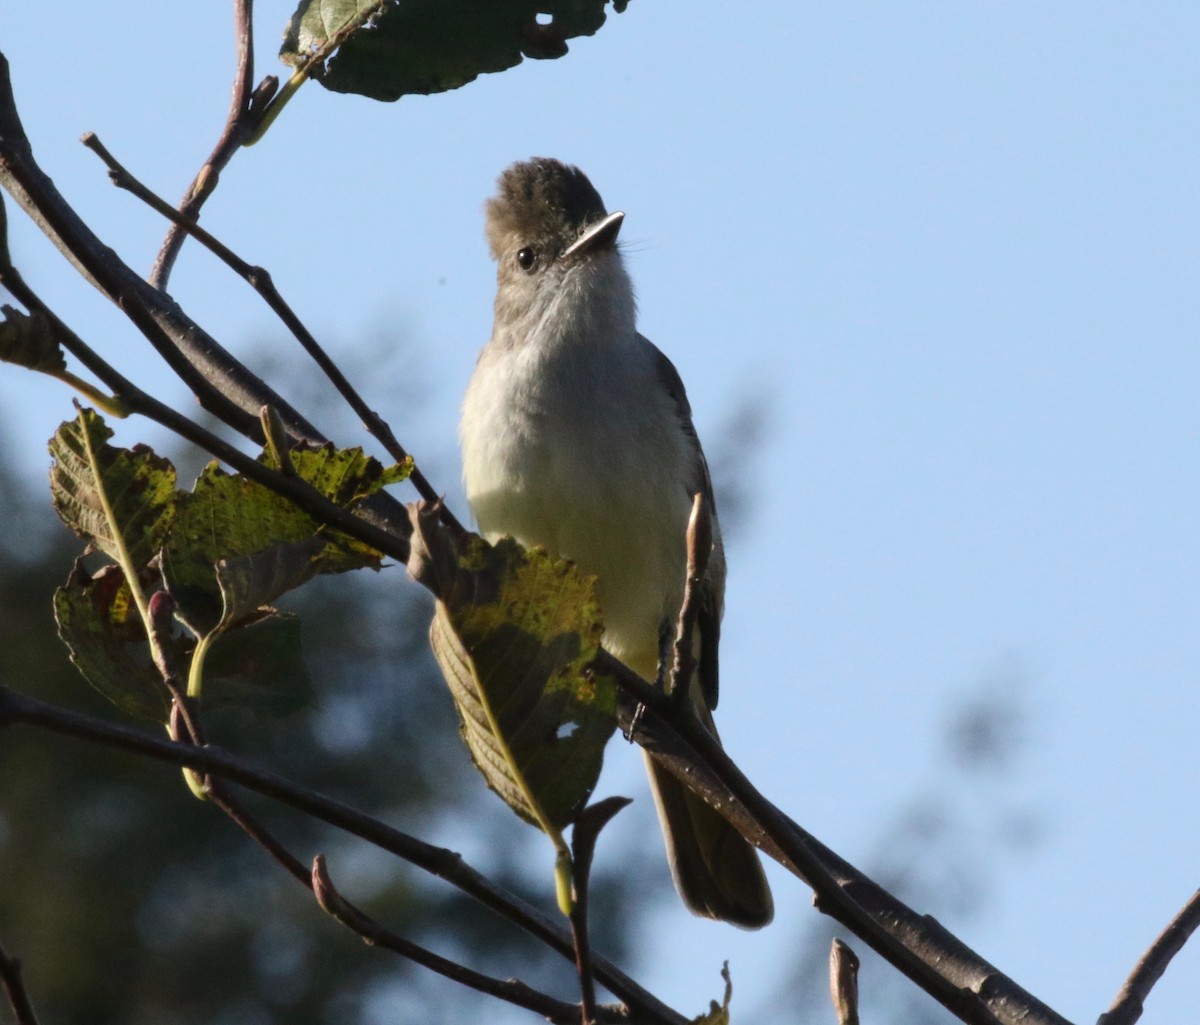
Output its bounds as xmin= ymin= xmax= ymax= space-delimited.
xmin=0 ymin=420 xmax=644 ymax=1025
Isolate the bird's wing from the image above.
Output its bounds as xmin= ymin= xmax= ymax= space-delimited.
xmin=645 ymin=335 xmax=724 ymax=712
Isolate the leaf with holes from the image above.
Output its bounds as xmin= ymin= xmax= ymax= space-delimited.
xmin=427 ymin=534 xmax=617 ymax=833
xmin=49 ymin=406 xmax=177 ymax=573
xmin=280 ymin=0 xmax=627 ymax=103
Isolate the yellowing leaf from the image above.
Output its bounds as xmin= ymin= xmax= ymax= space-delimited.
xmin=427 ymin=534 xmax=617 ymax=832
xmin=49 ymin=407 xmax=177 ymax=572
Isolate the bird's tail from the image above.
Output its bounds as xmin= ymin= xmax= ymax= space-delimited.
xmin=644 ymin=752 xmax=773 ymax=928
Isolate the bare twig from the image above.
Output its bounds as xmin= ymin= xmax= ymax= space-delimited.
xmin=157 ymin=638 xmax=609 ymax=1022
xmin=150 ymin=0 xmax=275 ymax=288
xmin=0 ymin=940 xmax=39 ymax=1025
xmin=0 ymin=684 xmax=687 ymax=1025
xmin=83 ymin=131 xmax=459 ymax=527
xmin=830 ymin=939 xmax=861 ymax=1025
xmin=1097 ymin=888 xmax=1200 ymax=1025
xmin=568 ymin=798 xmax=632 ymax=1024
xmin=668 ymin=492 xmax=710 ymax=708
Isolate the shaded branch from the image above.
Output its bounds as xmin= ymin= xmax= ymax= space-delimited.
xmin=161 ymin=685 xmax=641 ymax=1024
xmin=198 ymin=733 xmax=614 ymax=1022
xmin=0 ymin=940 xmax=39 ymax=1025
xmin=1097 ymin=888 xmax=1200 ymax=1025
xmin=0 ymin=261 xmax=411 ymax=563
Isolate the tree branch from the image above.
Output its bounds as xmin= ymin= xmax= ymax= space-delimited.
xmin=1097 ymin=888 xmax=1200 ymax=1025
xmin=0 ymin=260 xmax=413 ymax=565
xmin=206 ymin=756 xmax=614 ymax=1022
xmin=407 ymin=503 xmax=1074 ymax=1025
xmin=0 ymin=940 xmax=39 ymax=1025
xmin=163 ymin=687 xmax=639 ymax=1024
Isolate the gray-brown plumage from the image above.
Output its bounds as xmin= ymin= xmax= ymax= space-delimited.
xmin=461 ymin=158 xmax=772 ymax=928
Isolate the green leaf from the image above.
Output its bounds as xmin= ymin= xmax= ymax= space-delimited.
xmin=212 ymin=537 xmax=327 ymax=633
xmin=49 ymin=407 xmax=177 ymax=572
xmin=203 ymin=612 xmax=315 ymax=718
xmin=280 ymin=0 xmax=626 ymax=103
xmin=161 ymin=460 xmax=384 ymax=638
xmin=428 ymin=535 xmax=617 ymax=832
xmin=53 ymin=561 xmax=171 ymax=723
xmin=0 ymin=304 xmax=66 ymax=374
xmin=161 ymin=462 xmax=321 ymax=637
xmin=265 ymin=440 xmax=410 ymax=507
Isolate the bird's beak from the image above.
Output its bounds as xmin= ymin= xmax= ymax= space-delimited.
xmin=562 ymin=210 xmax=624 ymax=260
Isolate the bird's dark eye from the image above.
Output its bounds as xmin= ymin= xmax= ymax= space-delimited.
xmin=516 ymin=247 xmax=537 ymax=271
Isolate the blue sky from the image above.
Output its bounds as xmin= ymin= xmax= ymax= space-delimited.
xmin=3 ymin=3 xmax=1198 ymax=1023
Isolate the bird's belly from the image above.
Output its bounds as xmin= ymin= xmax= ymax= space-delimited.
xmin=466 ymin=420 xmax=687 ymax=680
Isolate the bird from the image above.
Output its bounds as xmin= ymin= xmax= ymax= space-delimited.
xmin=459 ymin=157 xmax=772 ymax=928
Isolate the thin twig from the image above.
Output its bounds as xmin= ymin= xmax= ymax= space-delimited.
xmin=213 ymin=778 xmax=602 ymax=1021
xmin=159 ymin=641 xmax=595 ymax=1022
xmin=830 ymin=939 xmax=861 ymax=1025
xmin=1097 ymin=888 xmax=1200 ymax=1025
xmin=568 ymin=798 xmax=631 ymax=1024
xmin=312 ymin=857 xmax=612 ymax=1025
xmin=0 ymin=940 xmax=39 ymax=1025
xmin=202 ymin=747 xmax=596 ymax=1020
xmin=83 ymin=131 xmax=459 ymax=527
xmin=668 ymin=492 xmax=710 ymax=708
xmin=151 ymin=0 xmax=271 ymax=288
xmin=0 ymin=684 xmax=687 ymax=1025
